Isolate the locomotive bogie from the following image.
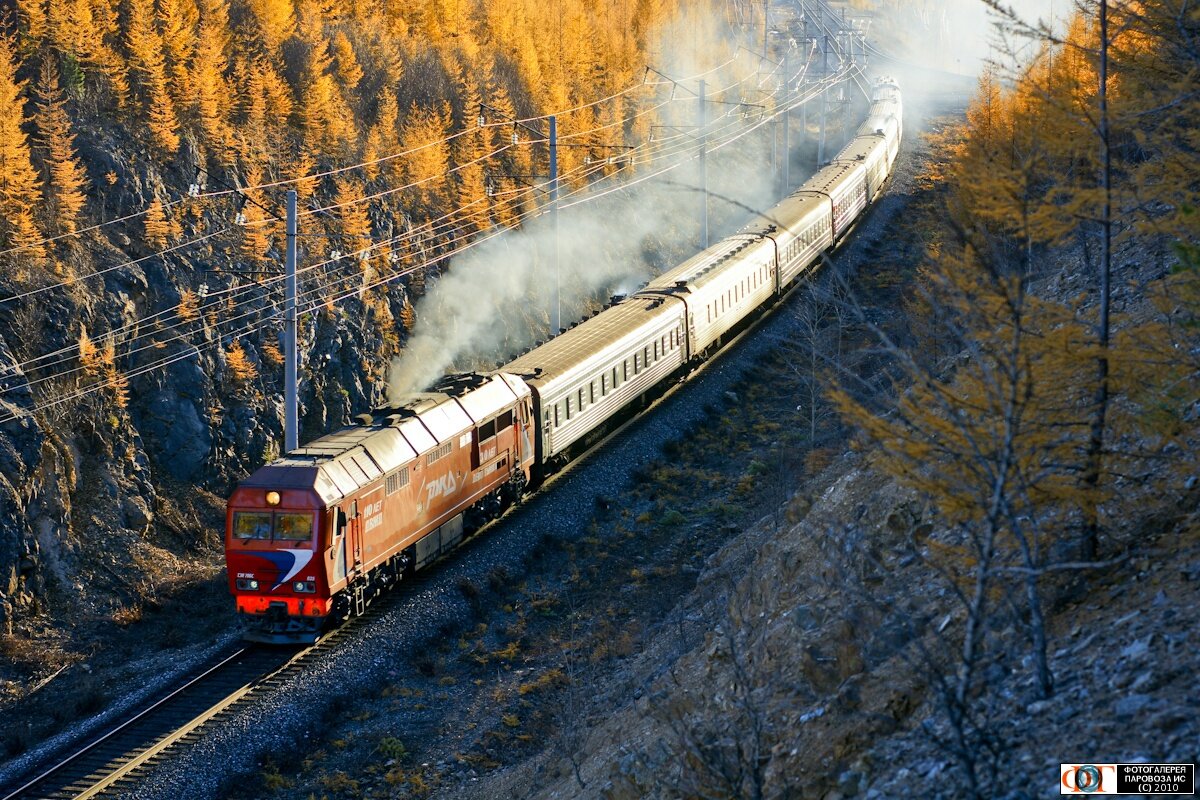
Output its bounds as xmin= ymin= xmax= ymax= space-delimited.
xmin=226 ymin=374 xmax=534 ymax=642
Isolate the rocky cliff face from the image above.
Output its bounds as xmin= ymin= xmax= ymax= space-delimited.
xmin=0 ymin=181 xmax=405 ymax=644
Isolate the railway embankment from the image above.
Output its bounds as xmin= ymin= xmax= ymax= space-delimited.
xmin=205 ymin=93 xmax=1197 ymax=799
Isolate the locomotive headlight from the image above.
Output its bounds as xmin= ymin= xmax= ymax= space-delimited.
xmin=236 ymin=578 xmax=260 ymax=591
xmin=293 ymin=580 xmax=316 ymax=593
xmin=265 ymin=491 xmax=281 ymax=506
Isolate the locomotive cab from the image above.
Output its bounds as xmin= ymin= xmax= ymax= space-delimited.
xmin=226 ymin=482 xmax=331 ymax=643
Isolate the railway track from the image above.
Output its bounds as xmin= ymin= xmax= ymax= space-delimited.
xmin=0 ymin=245 xmax=877 ymax=800
xmin=0 ymin=88 xmax=898 ymax=800
xmin=0 ymin=600 xmax=396 ymax=800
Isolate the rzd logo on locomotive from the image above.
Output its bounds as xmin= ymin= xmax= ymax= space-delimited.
xmin=426 ymin=473 xmax=457 ymax=503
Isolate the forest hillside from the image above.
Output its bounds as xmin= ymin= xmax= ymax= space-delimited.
xmin=0 ymin=0 xmax=755 ymax=692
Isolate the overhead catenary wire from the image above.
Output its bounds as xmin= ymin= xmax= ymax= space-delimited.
xmin=3 ymin=68 xmax=750 ymax=377
xmin=0 ymin=183 xmax=580 ymax=424
xmin=0 ymin=58 xmax=742 ymax=310
xmin=4 ymin=77 xmax=793 ymax=396
xmin=5 ymin=140 xmax=525 ymax=378
xmin=6 ymin=154 xmax=618 ymax=397
xmin=2 ymin=38 xmax=866 ymax=416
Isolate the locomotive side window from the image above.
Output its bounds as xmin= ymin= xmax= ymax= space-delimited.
xmin=497 ymin=410 xmax=513 ymax=430
xmin=276 ymin=512 xmax=315 ymax=541
xmin=478 ymin=419 xmax=497 ymax=441
xmin=233 ymin=511 xmax=273 ymax=539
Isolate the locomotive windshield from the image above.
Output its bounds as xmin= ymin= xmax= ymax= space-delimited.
xmin=232 ymin=510 xmax=315 ymax=542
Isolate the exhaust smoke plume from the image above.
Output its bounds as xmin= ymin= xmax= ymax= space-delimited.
xmin=387 ymin=9 xmax=783 ymax=399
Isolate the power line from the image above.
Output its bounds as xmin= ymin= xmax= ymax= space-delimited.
xmin=1 ymin=48 xmax=848 ymax=415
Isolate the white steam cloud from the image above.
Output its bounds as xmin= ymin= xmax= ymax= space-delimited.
xmin=387 ymin=11 xmax=780 ymax=399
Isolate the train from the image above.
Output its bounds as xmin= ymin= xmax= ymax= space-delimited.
xmin=224 ymin=77 xmax=902 ymax=643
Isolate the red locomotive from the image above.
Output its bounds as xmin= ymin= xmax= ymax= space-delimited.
xmin=225 ymin=78 xmax=904 ymax=644
xmin=225 ymin=373 xmax=534 ymax=642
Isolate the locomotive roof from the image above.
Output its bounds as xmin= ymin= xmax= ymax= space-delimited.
xmin=501 ymin=295 xmax=682 ymax=386
xmin=238 ymin=373 xmax=529 ymax=505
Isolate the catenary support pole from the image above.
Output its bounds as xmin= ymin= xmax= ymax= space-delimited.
xmin=284 ymin=190 xmax=298 ymax=453
xmin=818 ymin=34 xmax=828 ymax=167
xmin=783 ymin=48 xmax=790 ymax=192
xmin=549 ymin=115 xmax=560 ymax=334
xmin=699 ymin=79 xmax=708 ymax=249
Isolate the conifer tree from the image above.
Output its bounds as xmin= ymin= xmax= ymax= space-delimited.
xmin=125 ymin=0 xmax=181 ymax=155
xmin=399 ymin=100 xmax=452 ymax=213
xmin=48 ymin=0 xmax=130 ymax=104
xmin=157 ymin=0 xmax=199 ymax=106
xmin=238 ymin=168 xmax=273 ymax=265
xmin=295 ymin=22 xmax=355 ymax=156
xmin=363 ymin=87 xmax=398 ymax=182
xmin=226 ymin=339 xmax=258 ymax=387
xmin=144 ymin=197 xmax=171 ymax=249
xmin=245 ymin=0 xmax=294 ymax=54
xmin=77 ymin=326 xmax=99 ymax=374
xmin=452 ymin=65 xmax=488 ymax=233
xmin=16 ymin=0 xmax=49 ymax=48
xmin=33 ymin=57 xmax=89 ymax=237
xmin=290 ymin=150 xmax=319 ymax=203
xmin=334 ymin=176 xmax=372 ymax=265
xmin=331 ymin=30 xmax=363 ymax=95
xmin=0 ymin=37 xmax=46 ymax=257
xmin=190 ymin=15 xmax=231 ymax=151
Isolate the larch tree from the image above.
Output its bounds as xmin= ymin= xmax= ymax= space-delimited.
xmin=237 ymin=168 xmax=274 ymax=265
xmin=330 ymin=30 xmax=364 ymax=98
xmin=333 ymin=175 xmax=372 ymax=264
xmin=398 ymin=100 xmax=453 ymax=215
xmin=125 ymin=0 xmax=181 ymax=155
xmin=289 ymin=150 xmax=319 ymax=203
xmin=16 ymin=0 xmax=49 ymax=49
xmin=157 ymin=0 xmax=199 ymax=106
xmin=294 ymin=18 xmax=355 ymax=157
xmin=143 ymin=197 xmax=171 ymax=250
xmin=0 ymin=37 xmax=46 ymax=259
xmin=189 ymin=13 xmax=232 ymax=153
xmin=47 ymin=0 xmax=130 ymax=105
xmin=33 ymin=56 xmax=89 ymax=238
xmin=362 ymin=87 xmax=399 ymax=182
xmin=244 ymin=0 xmax=294 ymax=55
xmin=451 ymin=64 xmax=488 ymax=233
